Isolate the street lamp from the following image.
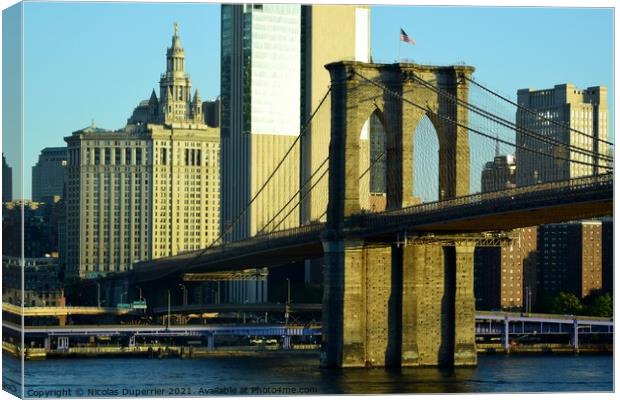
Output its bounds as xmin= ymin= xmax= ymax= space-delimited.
xmin=167 ymin=289 xmax=171 ymax=328
xmin=136 ymin=286 xmax=143 ymax=301
xmin=285 ymin=278 xmax=291 ymax=326
xmin=120 ymin=291 xmax=127 ymax=304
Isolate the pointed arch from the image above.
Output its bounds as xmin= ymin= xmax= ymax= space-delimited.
xmin=412 ymin=113 xmax=440 ymax=203
xmin=359 ymin=107 xmax=388 ymax=211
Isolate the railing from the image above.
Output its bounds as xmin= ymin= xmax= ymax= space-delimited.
xmin=359 ymin=174 xmax=613 ymax=232
xmin=136 ymin=174 xmax=611 ymax=276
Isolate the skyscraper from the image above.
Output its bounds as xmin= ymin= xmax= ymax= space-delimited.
xmin=220 ymin=4 xmax=370 ymax=240
xmin=221 ymin=4 xmax=301 ymax=241
xmin=480 ymin=153 xmax=516 ymax=193
xmin=475 ymin=149 xmax=534 ymax=311
xmin=300 ymin=5 xmax=371 ymax=222
xmin=64 ymin=25 xmax=220 ymax=278
xmin=516 ymin=84 xmax=609 ymax=186
xmin=32 ymin=147 xmax=67 ymax=203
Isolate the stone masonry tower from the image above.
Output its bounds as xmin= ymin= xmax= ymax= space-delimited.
xmin=321 ymin=61 xmax=477 ymax=369
xmin=159 ymin=22 xmax=203 ymax=124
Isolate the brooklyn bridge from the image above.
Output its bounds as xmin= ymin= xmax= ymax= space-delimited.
xmin=68 ymin=61 xmax=613 ymax=368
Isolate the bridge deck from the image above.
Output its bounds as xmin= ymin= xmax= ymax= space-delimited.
xmin=3 ymin=311 xmax=612 ymax=336
xmin=126 ymin=175 xmax=611 ymax=282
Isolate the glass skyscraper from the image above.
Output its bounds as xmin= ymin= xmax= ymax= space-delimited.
xmin=221 ymin=4 xmax=303 ymax=242
xmin=220 ymin=4 xmax=370 ymax=296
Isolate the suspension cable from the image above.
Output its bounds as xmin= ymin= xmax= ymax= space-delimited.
xmin=177 ymin=87 xmax=332 ymax=274
xmin=410 ymin=73 xmax=612 ymax=163
xmin=267 ymin=145 xmax=388 ymax=234
xmin=214 ymin=86 xmax=331 ymax=245
xmin=354 ymin=71 xmax=610 ymax=170
xmin=465 ymin=76 xmax=614 ymax=147
xmin=256 ymin=156 xmax=329 ymax=235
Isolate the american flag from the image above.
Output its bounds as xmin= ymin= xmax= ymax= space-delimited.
xmin=400 ymin=28 xmax=415 ymax=45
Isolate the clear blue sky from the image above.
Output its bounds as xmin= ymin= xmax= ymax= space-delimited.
xmin=4 ymin=2 xmax=614 ymax=199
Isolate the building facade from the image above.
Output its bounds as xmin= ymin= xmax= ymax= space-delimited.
xmin=220 ymin=4 xmax=370 ymax=292
xmin=516 ymin=84 xmax=609 ymax=186
xmin=2 ymin=200 xmax=61 ymax=258
xmin=481 ymin=154 xmax=516 ymax=193
xmin=475 ymin=149 xmax=534 ymax=311
xmin=221 ymin=4 xmax=370 ymax=240
xmin=64 ymin=26 xmax=220 ymax=278
xmin=2 ymin=153 xmax=12 ymax=202
xmin=2 ymin=256 xmax=64 ymax=307
xmin=537 ymin=220 xmax=602 ymax=299
xmin=300 ymin=5 xmax=371 ymax=222
xmin=601 ymin=217 xmax=613 ymax=295
xmin=474 ymin=227 xmax=537 ymax=311
xmin=202 ymin=98 xmax=220 ymax=128
xmin=32 ymin=147 xmax=67 ymax=203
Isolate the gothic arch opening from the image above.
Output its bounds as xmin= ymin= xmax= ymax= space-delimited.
xmin=412 ymin=114 xmax=440 ymax=203
xmin=359 ymin=110 xmax=387 ymax=212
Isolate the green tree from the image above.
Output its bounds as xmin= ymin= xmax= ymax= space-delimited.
xmin=586 ymin=293 xmax=613 ymax=317
xmin=550 ymin=292 xmax=583 ymax=315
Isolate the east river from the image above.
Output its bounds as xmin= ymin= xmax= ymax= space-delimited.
xmin=2 ymin=353 xmax=613 ymax=397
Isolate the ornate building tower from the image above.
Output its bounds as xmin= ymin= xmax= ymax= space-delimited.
xmin=159 ymin=22 xmax=202 ymax=124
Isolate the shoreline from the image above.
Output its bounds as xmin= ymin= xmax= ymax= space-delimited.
xmin=3 ymin=342 xmax=612 ymax=360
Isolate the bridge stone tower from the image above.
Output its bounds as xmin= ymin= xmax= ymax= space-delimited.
xmin=321 ymin=61 xmax=476 ymax=368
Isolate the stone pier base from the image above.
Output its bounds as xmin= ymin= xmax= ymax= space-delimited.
xmin=322 ymin=239 xmax=477 ymax=368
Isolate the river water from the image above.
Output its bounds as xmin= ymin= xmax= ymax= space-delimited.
xmin=2 ymin=353 xmax=613 ymax=397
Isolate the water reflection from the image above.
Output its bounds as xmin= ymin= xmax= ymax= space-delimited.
xmin=322 ymin=365 xmax=477 ymax=394
xmin=2 ymin=353 xmax=613 ymax=396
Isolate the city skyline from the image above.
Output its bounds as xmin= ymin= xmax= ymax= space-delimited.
xmin=0 ymin=2 xmax=613 ymax=199
xmin=1 ymin=1 xmax=615 ymax=389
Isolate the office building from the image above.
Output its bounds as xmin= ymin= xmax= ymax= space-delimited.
xmin=537 ymin=220 xmax=602 ymax=299
xmin=474 ymin=227 xmax=537 ymax=311
xmin=64 ymin=25 xmax=220 ymax=278
xmin=2 ymin=256 xmax=64 ymax=307
xmin=220 ymin=5 xmax=370 ymax=292
xmin=32 ymin=147 xmax=67 ymax=203
xmin=601 ymin=217 xmax=613 ymax=294
xmin=221 ymin=4 xmax=370 ymax=240
xmin=481 ymin=151 xmax=516 ymax=192
xmin=516 ymin=84 xmax=609 ymax=186
xmin=2 ymin=153 xmax=12 ymax=202
xmin=202 ymin=98 xmax=220 ymax=128
xmin=475 ymin=148 xmax=535 ymax=311
xmin=300 ymin=5 xmax=371 ymax=222
xmin=2 ymin=200 xmax=62 ymax=258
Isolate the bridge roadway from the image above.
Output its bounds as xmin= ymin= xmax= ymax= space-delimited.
xmin=128 ymin=175 xmax=612 ymax=282
xmin=3 ymin=312 xmax=612 ymax=337
xmin=2 ymin=302 xmax=322 ymax=317
xmin=2 ymin=303 xmax=140 ymax=317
